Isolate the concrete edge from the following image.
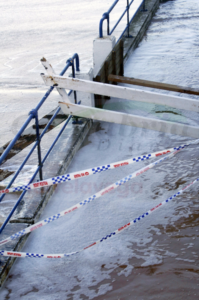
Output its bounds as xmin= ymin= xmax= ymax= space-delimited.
xmin=123 ymin=0 xmax=160 ymax=64
xmin=0 ymin=118 xmax=93 ymax=287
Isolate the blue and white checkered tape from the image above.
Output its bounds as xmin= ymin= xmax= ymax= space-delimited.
xmin=13 ymin=185 xmax=31 ymax=192
xmin=52 ymin=174 xmax=71 ymax=184
xmin=92 ymin=165 xmax=111 ymax=174
xmin=80 ymin=195 xmax=96 ymax=205
xmin=44 ymin=213 xmax=61 ymax=224
xmin=10 ymin=229 xmax=26 ymax=240
xmin=133 ymin=154 xmax=151 ymax=162
xmin=26 ymin=253 xmax=44 ymax=258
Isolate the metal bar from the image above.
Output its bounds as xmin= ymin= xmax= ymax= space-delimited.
xmin=0 ymin=107 xmax=61 ymax=204
xmin=41 ymin=74 xmax=199 ymax=113
xmin=100 ymin=0 xmax=136 ymax=38
xmin=108 ymin=74 xmax=199 ymax=96
xmin=0 ymin=52 xmax=79 ymax=234
xmin=34 ymin=111 xmax=43 ymax=181
xmin=127 ymin=0 xmax=130 ymax=37
xmin=107 ymin=0 xmax=120 ymax=14
xmin=0 ymin=107 xmax=68 ymax=166
xmin=0 ymin=106 xmax=71 ymax=233
xmin=41 ymin=101 xmax=81 ymax=166
xmin=35 ymin=56 xmax=76 ymax=110
xmin=99 ymin=13 xmax=109 ymax=38
xmin=41 ymin=115 xmax=73 ymax=166
xmin=41 ymin=58 xmax=71 ymax=103
xmin=117 ymin=0 xmax=144 ymax=42
xmin=0 ymin=58 xmax=75 ymax=166
xmin=71 ymin=60 xmax=77 ymax=104
xmin=71 ymin=53 xmax=80 ymax=72
xmin=109 ymin=8 xmax=127 ymax=35
xmin=99 ymin=0 xmax=120 ymax=37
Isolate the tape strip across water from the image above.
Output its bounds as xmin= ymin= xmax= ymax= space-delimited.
xmin=0 ymin=149 xmax=182 ymax=247
xmin=0 ymin=177 xmax=198 ymax=258
xmin=0 ymin=138 xmax=198 ymax=195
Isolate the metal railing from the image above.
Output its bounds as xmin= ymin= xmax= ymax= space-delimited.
xmin=0 ymin=53 xmax=80 ymax=234
xmin=99 ymin=0 xmax=147 ymax=39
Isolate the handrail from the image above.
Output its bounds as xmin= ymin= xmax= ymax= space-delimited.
xmin=99 ymin=0 xmax=146 ymax=39
xmin=0 ymin=53 xmax=80 ymax=166
xmin=117 ymin=0 xmax=147 ymax=43
xmin=0 ymin=54 xmax=80 ymax=234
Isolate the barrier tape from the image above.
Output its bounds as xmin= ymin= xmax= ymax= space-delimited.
xmin=0 ymin=177 xmax=198 ymax=258
xmin=0 ymin=138 xmax=198 ymax=195
xmin=0 ymin=149 xmax=181 ymax=247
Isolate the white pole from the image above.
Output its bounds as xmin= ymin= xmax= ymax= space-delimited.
xmin=59 ymin=102 xmax=199 ymax=138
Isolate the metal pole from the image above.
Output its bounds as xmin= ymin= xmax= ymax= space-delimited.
xmin=30 ymin=109 xmax=43 ymax=180
xmin=127 ymin=0 xmax=130 ymax=38
xmin=71 ymin=60 xmax=77 ymax=104
xmin=107 ymin=14 xmax=110 ymax=35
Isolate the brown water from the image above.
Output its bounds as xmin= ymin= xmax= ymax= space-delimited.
xmin=0 ymin=0 xmax=198 ymax=299
xmin=95 ymin=0 xmax=199 ymax=298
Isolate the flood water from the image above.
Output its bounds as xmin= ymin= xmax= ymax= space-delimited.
xmin=0 ymin=0 xmax=199 ymax=299
xmin=0 ymin=0 xmax=143 ymax=223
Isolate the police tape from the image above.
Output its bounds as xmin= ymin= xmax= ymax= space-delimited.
xmin=0 ymin=177 xmax=198 ymax=258
xmin=0 ymin=149 xmax=181 ymax=247
xmin=0 ymin=138 xmax=198 ymax=195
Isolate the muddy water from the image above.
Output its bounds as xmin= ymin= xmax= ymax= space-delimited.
xmin=0 ymin=0 xmax=199 ymax=299
xmin=95 ymin=0 xmax=199 ymax=298
xmin=0 ymin=0 xmax=143 ymax=223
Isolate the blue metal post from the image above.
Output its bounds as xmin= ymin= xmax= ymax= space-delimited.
xmin=29 ymin=109 xmax=43 ymax=181
xmin=127 ymin=0 xmax=130 ymax=37
xmin=0 ymin=55 xmax=80 ymax=235
xmin=124 ymin=0 xmax=133 ymax=38
xmin=66 ymin=58 xmax=77 ymax=104
xmin=72 ymin=53 xmax=80 ymax=72
xmin=99 ymin=13 xmax=110 ymax=38
xmin=71 ymin=59 xmax=77 ymax=104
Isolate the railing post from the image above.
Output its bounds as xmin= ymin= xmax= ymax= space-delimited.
xmin=107 ymin=13 xmax=110 ymax=35
xmin=127 ymin=0 xmax=130 ymax=38
xmin=73 ymin=53 xmax=80 ymax=72
xmin=66 ymin=58 xmax=82 ymax=124
xmin=141 ymin=0 xmax=147 ymax=12
xmin=29 ymin=109 xmax=43 ymax=181
xmin=125 ymin=0 xmax=133 ymax=38
xmin=66 ymin=58 xmax=77 ymax=104
xmin=99 ymin=13 xmax=109 ymax=38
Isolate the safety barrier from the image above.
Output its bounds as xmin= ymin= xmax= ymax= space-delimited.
xmin=0 ymin=145 xmax=198 ymax=257
xmin=1 ymin=178 xmax=198 ymax=258
xmin=0 ymin=54 xmax=80 ymax=234
xmin=1 ymin=139 xmax=198 ymax=195
xmin=0 ymin=147 xmax=182 ymax=246
xmin=99 ymin=0 xmax=146 ymax=39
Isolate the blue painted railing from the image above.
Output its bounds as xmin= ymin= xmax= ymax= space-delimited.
xmin=0 ymin=53 xmax=80 ymax=234
xmin=99 ymin=0 xmax=147 ymax=40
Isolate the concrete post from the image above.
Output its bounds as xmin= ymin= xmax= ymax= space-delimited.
xmin=68 ymin=68 xmax=95 ymax=107
xmin=93 ymin=36 xmax=116 ymax=77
